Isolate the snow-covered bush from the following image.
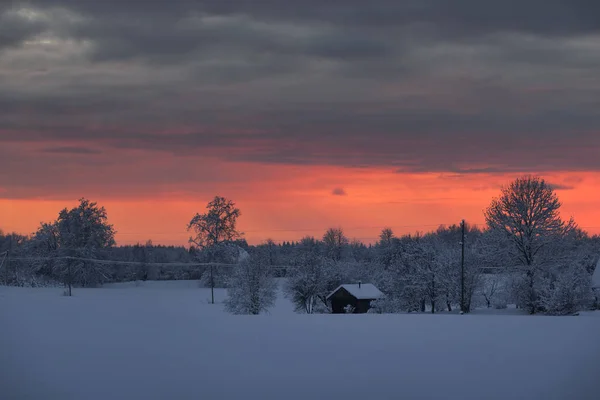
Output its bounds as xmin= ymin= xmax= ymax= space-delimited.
xmin=493 ymin=301 xmax=508 ymax=310
xmin=224 ymin=257 xmax=277 ymax=315
xmin=538 ymin=264 xmax=594 ymax=315
xmin=343 ymin=304 xmax=355 ymax=313
xmin=368 ymin=297 xmax=404 ymax=314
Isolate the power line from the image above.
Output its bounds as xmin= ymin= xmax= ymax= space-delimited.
xmin=10 ymin=256 xmax=295 ymax=271
xmin=9 ymin=256 xmax=238 ymax=268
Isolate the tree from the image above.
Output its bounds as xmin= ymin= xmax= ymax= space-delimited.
xmin=379 ymin=228 xmax=394 ymax=246
xmin=187 ymin=196 xmax=242 ymax=249
xmin=538 ymin=261 xmax=593 ymax=315
xmin=284 ymin=236 xmax=344 ymax=313
xmin=407 ymin=237 xmax=459 ymax=314
xmin=188 ymin=196 xmax=242 ymax=303
xmin=56 ymin=198 xmax=116 ymax=250
xmin=371 ymin=236 xmax=428 ymax=313
xmin=480 ymin=275 xmax=500 ymax=308
xmin=30 ymin=199 xmax=116 ymax=294
xmin=284 ymin=251 xmax=325 ymax=314
xmin=224 ymin=256 xmax=277 ymax=315
xmin=484 ymin=176 xmax=576 ymax=313
xmin=323 ymin=227 xmax=348 ymax=261
xmin=432 ymin=223 xmax=485 ymax=313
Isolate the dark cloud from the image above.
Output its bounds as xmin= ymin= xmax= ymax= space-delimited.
xmin=332 ymin=188 xmax=347 ymax=196
xmin=0 ymin=7 xmax=48 ymax=50
xmin=44 ymin=0 xmax=598 ymax=37
xmin=41 ymin=146 xmax=102 ymax=155
xmin=1 ymin=0 xmax=600 ymax=198
xmin=547 ymin=183 xmax=576 ymax=191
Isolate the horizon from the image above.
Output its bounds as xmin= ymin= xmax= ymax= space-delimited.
xmin=3 ymin=173 xmax=600 ymax=246
xmin=2 ymin=2 xmax=600 ymax=245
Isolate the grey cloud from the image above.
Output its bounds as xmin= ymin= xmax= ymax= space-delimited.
xmin=1 ymin=0 xmax=600 ymax=187
xmin=0 ymin=7 xmax=48 ymax=50
xmin=547 ymin=183 xmax=576 ymax=191
xmin=172 ymin=0 xmax=600 ymax=37
xmin=11 ymin=0 xmax=600 ymax=65
xmin=41 ymin=146 xmax=102 ymax=155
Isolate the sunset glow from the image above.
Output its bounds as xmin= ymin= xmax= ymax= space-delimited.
xmin=2 ymin=2 xmax=599 ymax=245
xmin=3 ymin=168 xmax=599 ymax=245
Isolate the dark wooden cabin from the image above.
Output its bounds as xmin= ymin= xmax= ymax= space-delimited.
xmin=326 ymin=282 xmax=384 ymax=314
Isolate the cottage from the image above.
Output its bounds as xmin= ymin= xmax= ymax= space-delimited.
xmin=326 ymin=282 xmax=384 ymax=314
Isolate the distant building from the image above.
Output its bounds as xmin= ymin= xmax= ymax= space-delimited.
xmin=326 ymin=282 xmax=384 ymax=314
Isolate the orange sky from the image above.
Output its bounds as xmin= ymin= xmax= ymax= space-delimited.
xmin=3 ymin=167 xmax=599 ymax=246
xmin=2 ymin=2 xmax=600 ymax=247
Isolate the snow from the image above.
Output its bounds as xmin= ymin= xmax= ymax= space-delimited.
xmin=1 ymin=281 xmax=599 ymax=400
xmin=592 ymin=257 xmax=600 ymax=288
xmin=327 ymin=283 xmax=384 ymax=300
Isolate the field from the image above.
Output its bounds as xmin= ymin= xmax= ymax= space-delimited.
xmin=1 ymin=281 xmax=599 ymax=400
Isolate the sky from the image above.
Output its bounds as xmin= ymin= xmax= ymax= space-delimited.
xmin=1 ymin=1 xmax=600 ymax=245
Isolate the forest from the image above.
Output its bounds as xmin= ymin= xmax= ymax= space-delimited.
xmin=2 ymin=175 xmax=599 ymax=315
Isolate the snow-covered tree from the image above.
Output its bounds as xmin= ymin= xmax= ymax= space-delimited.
xmin=56 ymin=198 xmax=116 ymax=250
xmin=370 ymin=236 xmax=427 ymax=313
xmin=484 ymin=176 xmax=576 ymax=314
xmin=409 ymin=237 xmax=461 ymax=314
xmin=284 ymin=238 xmax=344 ymax=313
xmin=27 ymin=198 xmax=117 ymax=293
xmin=224 ymin=256 xmax=277 ymax=315
xmin=429 ymin=224 xmax=486 ymax=313
xmin=187 ymin=196 xmax=242 ymax=303
xmin=187 ymin=196 xmax=242 ymax=249
xmin=323 ymin=227 xmax=349 ymax=261
xmin=538 ymin=262 xmax=593 ymax=315
xmin=284 ymin=251 xmax=325 ymax=314
xmin=532 ymin=232 xmax=597 ymax=314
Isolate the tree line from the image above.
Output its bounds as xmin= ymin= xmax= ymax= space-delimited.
xmin=1 ymin=175 xmax=599 ymax=315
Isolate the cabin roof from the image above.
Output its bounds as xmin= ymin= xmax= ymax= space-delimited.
xmin=326 ymin=283 xmax=384 ymax=300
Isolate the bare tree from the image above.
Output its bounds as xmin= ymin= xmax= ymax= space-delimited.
xmin=481 ymin=275 xmax=499 ymax=308
xmin=379 ymin=228 xmax=394 ymax=246
xmin=323 ymin=227 xmax=348 ymax=261
xmin=484 ymin=176 xmax=576 ymax=313
xmin=187 ymin=196 xmax=242 ymax=249
xmin=187 ymin=196 xmax=242 ymax=303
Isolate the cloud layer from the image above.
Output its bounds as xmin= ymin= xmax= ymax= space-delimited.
xmin=1 ymin=0 xmax=600 ymax=198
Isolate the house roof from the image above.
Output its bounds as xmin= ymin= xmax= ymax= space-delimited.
xmin=592 ymin=257 xmax=600 ymax=289
xmin=326 ymin=283 xmax=384 ymax=300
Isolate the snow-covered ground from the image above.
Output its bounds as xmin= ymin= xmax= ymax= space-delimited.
xmin=1 ymin=281 xmax=599 ymax=400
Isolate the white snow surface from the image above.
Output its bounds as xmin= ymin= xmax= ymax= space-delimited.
xmin=592 ymin=257 xmax=600 ymax=288
xmin=1 ymin=280 xmax=599 ymax=400
xmin=327 ymin=283 xmax=384 ymax=300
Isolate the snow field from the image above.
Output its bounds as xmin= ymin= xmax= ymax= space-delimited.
xmin=1 ymin=281 xmax=599 ymax=400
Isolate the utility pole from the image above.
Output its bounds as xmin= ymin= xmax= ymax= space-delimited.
xmin=210 ymin=264 xmax=214 ymax=304
xmin=460 ymin=219 xmax=466 ymax=314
